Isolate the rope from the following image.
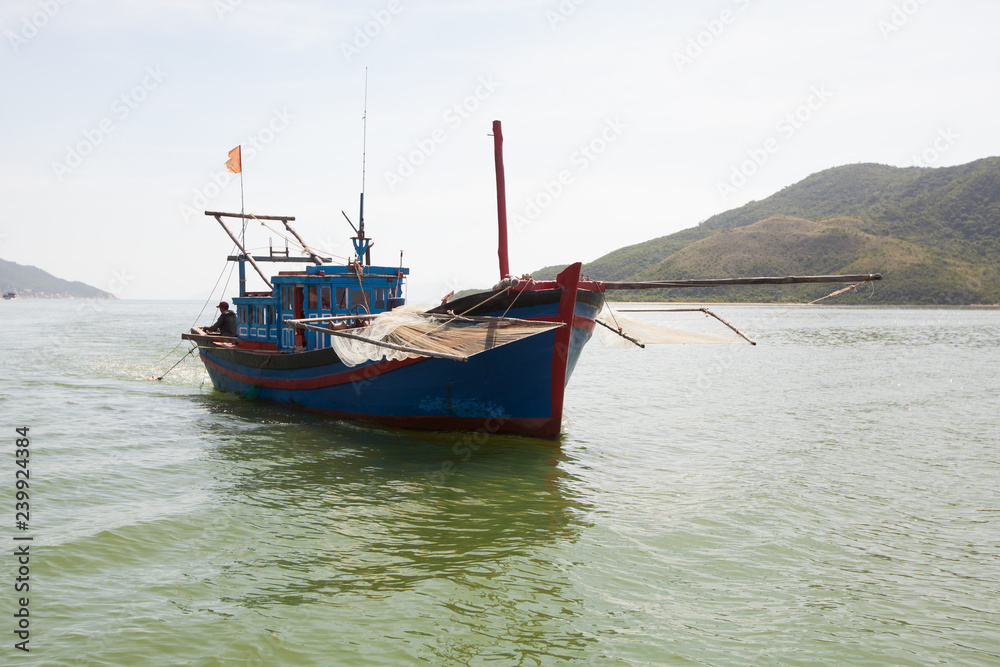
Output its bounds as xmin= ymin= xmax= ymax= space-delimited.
xmin=601 ymin=301 xmax=625 ymax=334
xmin=744 ymin=281 xmax=866 ymax=330
xmin=154 ymin=346 xmax=197 ymax=381
xmin=256 ymin=216 xmax=347 ymax=264
xmin=256 ymin=219 xmax=302 ymax=252
xmin=499 ymin=285 xmax=523 ymax=319
xmin=372 ymin=286 xmax=514 ymax=353
xmin=353 ymin=262 xmax=371 ymax=312
xmin=155 ymin=247 xmax=237 ymax=364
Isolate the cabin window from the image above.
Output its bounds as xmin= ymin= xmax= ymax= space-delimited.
xmin=281 ymin=287 xmax=292 ymax=311
xmin=308 ymin=286 xmax=318 ymax=309
xmin=239 ymin=307 xmax=247 ymax=324
xmin=336 ymin=287 xmax=348 ymax=309
xmin=321 ymin=286 xmax=331 ymax=311
xmin=373 ymin=288 xmax=386 ymax=309
xmin=350 ymin=290 xmax=369 ymax=311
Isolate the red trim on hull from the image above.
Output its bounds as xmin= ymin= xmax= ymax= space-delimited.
xmin=202 ymin=354 xmax=427 ymax=390
xmin=515 ymin=281 xmax=605 ymax=293
xmin=236 ymin=340 xmax=279 ymax=351
xmin=532 ymin=314 xmax=596 ymax=333
xmin=550 ymin=263 xmax=582 ymax=426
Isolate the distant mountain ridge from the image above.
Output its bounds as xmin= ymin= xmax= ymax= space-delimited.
xmin=0 ymin=258 xmax=114 ymax=299
xmin=535 ymin=157 xmax=1000 ymax=304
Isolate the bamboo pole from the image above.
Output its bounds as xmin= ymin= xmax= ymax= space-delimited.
xmin=279 ymin=219 xmax=325 ymax=266
xmin=594 ymin=318 xmax=645 ymax=348
xmin=286 ymin=320 xmax=470 ymax=362
xmin=209 ymin=214 xmax=272 ymax=289
xmin=205 ymin=211 xmax=294 ymax=221
xmin=601 ymin=273 xmax=882 ymax=289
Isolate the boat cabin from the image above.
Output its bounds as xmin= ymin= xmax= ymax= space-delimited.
xmin=203 ymin=210 xmax=408 ymax=353
xmin=233 ymin=263 xmax=408 ymax=352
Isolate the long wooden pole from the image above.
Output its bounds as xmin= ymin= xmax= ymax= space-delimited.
xmin=601 ymin=273 xmax=882 ymax=290
xmin=279 ymin=219 xmax=324 ymax=265
xmin=493 ymin=120 xmax=510 ymax=280
xmin=210 ymin=213 xmax=272 ymax=289
xmin=205 ymin=211 xmax=294 ymax=221
xmin=287 ymin=320 xmax=469 ymax=362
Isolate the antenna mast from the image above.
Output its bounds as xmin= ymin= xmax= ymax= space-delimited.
xmin=356 ymin=68 xmax=371 ymax=265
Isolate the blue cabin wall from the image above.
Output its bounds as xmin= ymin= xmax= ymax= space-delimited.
xmin=233 ymin=264 xmax=408 ymax=352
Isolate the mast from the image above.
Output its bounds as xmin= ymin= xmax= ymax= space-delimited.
xmin=354 ymin=67 xmax=372 ymax=266
xmin=493 ymin=120 xmax=510 ymax=280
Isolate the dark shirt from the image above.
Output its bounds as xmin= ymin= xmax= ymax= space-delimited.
xmin=206 ymin=310 xmax=238 ymax=337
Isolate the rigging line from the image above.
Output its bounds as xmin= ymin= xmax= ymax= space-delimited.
xmin=744 ymin=282 xmax=864 ymax=330
xmin=257 ymin=220 xmax=303 ymax=251
xmin=393 ymin=286 xmax=514 ymax=351
xmin=218 ymin=246 xmax=240 ymax=304
xmin=156 ymin=246 xmax=238 ymax=363
xmin=154 ymin=346 xmax=198 ymax=381
xmin=352 ymin=261 xmax=371 ymax=313
xmin=339 ymin=286 xmax=516 ymax=360
xmin=499 ymin=284 xmax=524 ymax=319
xmin=254 ymin=219 xmax=351 ymax=264
xmin=602 ymin=301 xmax=625 ymax=334
xmin=361 ymin=67 xmax=368 ymax=198
xmin=456 ymin=285 xmax=511 ymax=319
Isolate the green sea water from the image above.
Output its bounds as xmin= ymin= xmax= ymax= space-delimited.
xmin=0 ymin=300 xmax=998 ymax=665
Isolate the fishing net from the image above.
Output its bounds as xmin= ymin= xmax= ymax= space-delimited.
xmin=595 ymin=304 xmax=752 ymax=348
xmin=321 ymin=307 xmax=563 ymax=367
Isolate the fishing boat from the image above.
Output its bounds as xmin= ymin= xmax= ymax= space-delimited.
xmin=2 ymin=292 xmax=16 ymax=300
xmin=181 ymin=121 xmax=881 ymax=438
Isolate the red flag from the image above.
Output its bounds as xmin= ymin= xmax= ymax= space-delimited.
xmin=226 ymin=145 xmax=242 ymax=174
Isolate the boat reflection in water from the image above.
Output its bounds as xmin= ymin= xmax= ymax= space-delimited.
xmin=191 ymin=397 xmax=597 ymax=661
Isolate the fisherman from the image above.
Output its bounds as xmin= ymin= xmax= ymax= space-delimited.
xmin=204 ymin=301 xmax=238 ymax=337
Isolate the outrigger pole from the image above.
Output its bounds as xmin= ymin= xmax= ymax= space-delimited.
xmin=600 ymin=273 xmax=882 ymax=290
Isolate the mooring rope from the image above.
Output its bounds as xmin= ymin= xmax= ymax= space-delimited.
xmin=154 ymin=346 xmax=198 ymax=381
xmin=155 ymin=247 xmax=237 ymax=364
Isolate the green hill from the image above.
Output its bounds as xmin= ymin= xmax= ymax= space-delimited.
xmin=0 ymin=258 xmax=114 ymax=299
xmin=535 ymin=157 xmax=1000 ymax=304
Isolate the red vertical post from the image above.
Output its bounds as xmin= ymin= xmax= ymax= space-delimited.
xmin=493 ymin=120 xmax=510 ymax=280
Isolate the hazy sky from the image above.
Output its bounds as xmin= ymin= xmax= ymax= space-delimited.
xmin=2 ymin=0 xmax=997 ymax=301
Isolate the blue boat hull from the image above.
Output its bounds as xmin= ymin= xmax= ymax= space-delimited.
xmin=197 ymin=266 xmax=604 ymax=437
